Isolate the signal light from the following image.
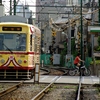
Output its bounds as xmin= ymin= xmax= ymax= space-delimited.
xmin=52 ymin=37 xmax=56 ymax=44
xmin=52 ymin=29 xmax=56 ymax=37
xmin=52 ymin=37 xmax=55 ymax=40
xmin=71 ymin=30 xmax=74 ymax=37
xmin=77 ymin=32 xmax=81 ymax=39
xmin=52 ymin=41 xmax=55 ymax=44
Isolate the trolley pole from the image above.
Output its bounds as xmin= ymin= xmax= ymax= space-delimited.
xmin=14 ymin=0 xmax=16 ymax=15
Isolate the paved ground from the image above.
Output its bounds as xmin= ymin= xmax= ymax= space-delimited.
xmin=0 ymin=76 xmax=99 ymax=84
xmin=25 ymin=75 xmax=100 ymax=84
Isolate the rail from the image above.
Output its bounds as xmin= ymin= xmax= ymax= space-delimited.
xmin=75 ymin=69 xmax=83 ymax=100
xmin=31 ymin=69 xmax=66 ymax=100
xmin=31 ymin=76 xmax=60 ymax=100
xmin=0 ymin=81 xmax=24 ymax=97
xmin=40 ymin=67 xmax=50 ymax=75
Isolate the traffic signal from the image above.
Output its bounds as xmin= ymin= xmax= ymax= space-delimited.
xmin=84 ymin=40 xmax=86 ymax=53
xmin=52 ymin=37 xmax=56 ymax=44
xmin=71 ymin=30 xmax=74 ymax=37
xmin=52 ymin=29 xmax=56 ymax=37
xmin=49 ymin=45 xmax=53 ymax=54
xmin=77 ymin=32 xmax=81 ymax=40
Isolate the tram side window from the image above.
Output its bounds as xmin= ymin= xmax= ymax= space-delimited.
xmin=30 ymin=35 xmax=32 ymax=51
xmin=34 ymin=36 xmax=37 ymax=52
xmin=32 ymin=34 xmax=35 ymax=52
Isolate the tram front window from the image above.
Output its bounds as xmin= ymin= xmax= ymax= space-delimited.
xmin=0 ymin=33 xmax=26 ymax=51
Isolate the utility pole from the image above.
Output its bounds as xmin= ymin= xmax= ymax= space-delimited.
xmin=23 ymin=6 xmax=25 ymax=17
xmin=99 ymin=0 xmax=100 ymax=24
xmin=67 ymin=12 xmax=71 ymax=55
xmin=14 ymin=0 xmax=16 ymax=15
xmin=80 ymin=0 xmax=83 ymax=60
xmin=10 ymin=0 xmax=12 ymax=15
xmin=0 ymin=0 xmax=2 ymax=4
xmin=91 ymin=0 xmax=95 ymax=57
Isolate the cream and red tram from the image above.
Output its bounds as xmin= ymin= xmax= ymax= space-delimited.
xmin=0 ymin=22 xmax=41 ymax=79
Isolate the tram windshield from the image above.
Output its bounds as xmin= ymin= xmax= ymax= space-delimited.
xmin=0 ymin=33 xmax=26 ymax=51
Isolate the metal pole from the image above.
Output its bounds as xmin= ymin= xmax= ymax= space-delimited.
xmin=0 ymin=0 xmax=2 ymax=4
xmin=67 ymin=12 xmax=71 ymax=55
xmin=80 ymin=0 xmax=83 ymax=60
xmin=14 ymin=0 xmax=16 ymax=15
xmin=23 ymin=6 xmax=25 ymax=17
xmin=91 ymin=0 xmax=95 ymax=57
xmin=10 ymin=0 xmax=12 ymax=15
xmin=99 ymin=0 xmax=100 ymax=23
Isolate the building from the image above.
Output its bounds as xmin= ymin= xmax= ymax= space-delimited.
xmin=36 ymin=0 xmax=97 ymax=54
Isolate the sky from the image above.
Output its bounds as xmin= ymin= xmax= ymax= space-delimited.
xmin=2 ymin=0 xmax=36 ymax=14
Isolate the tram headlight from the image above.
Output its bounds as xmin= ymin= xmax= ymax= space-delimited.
xmin=24 ymin=60 xmax=27 ymax=63
xmin=0 ymin=59 xmax=5 ymax=64
xmin=18 ymin=60 xmax=22 ymax=64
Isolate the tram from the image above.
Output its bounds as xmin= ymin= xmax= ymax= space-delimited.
xmin=0 ymin=18 xmax=41 ymax=79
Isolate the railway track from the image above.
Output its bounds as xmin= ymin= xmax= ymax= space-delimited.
xmin=40 ymin=67 xmax=68 ymax=75
xmin=40 ymin=67 xmax=50 ymax=75
xmin=31 ymin=69 xmax=67 ymax=100
xmin=0 ymin=69 xmax=99 ymax=100
xmin=75 ymin=70 xmax=99 ymax=100
xmin=75 ymin=75 xmax=82 ymax=100
xmin=31 ymin=70 xmax=99 ymax=100
xmin=0 ymin=81 xmax=24 ymax=97
xmin=0 ymin=79 xmax=99 ymax=100
xmin=0 ymin=69 xmax=67 ymax=100
xmin=31 ymin=76 xmax=60 ymax=100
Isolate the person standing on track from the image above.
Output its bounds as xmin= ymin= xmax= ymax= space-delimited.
xmin=74 ymin=53 xmax=84 ymax=68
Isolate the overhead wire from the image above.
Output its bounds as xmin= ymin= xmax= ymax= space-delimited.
xmin=49 ymin=7 xmax=99 ymax=32
xmin=3 ymin=0 xmax=98 ymax=31
xmin=6 ymin=0 xmax=20 ymax=14
xmin=39 ymin=0 xmax=98 ymax=31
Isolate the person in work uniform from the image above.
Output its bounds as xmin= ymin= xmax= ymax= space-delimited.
xmin=74 ymin=53 xmax=84 ymax=69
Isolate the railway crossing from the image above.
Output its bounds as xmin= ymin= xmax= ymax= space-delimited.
xmin=26 ymin=75 xmax=99 ymax=84
xmin=0 ymin=76 xmax=99 ymax=85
